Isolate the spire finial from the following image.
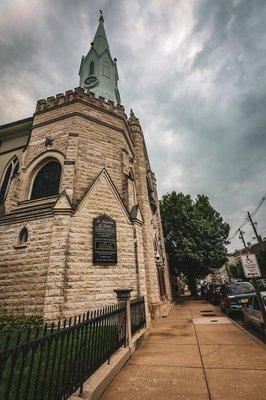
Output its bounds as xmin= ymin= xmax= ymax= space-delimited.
xmin=130 ymin=109 xmax=135 ymax=117
xmin=99 ymin=9 xmax=104 ymax=22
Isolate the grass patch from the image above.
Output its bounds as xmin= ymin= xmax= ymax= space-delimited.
xmin=0 ymin=324 xmax=122 ymax=400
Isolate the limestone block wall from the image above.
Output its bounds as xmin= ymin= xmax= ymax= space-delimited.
xmin=0 ymin=218 xmax=54 ymax=315
xmin=129 ymin=119 xmax=161 ymax=305
xmin=133 ymin=223 xmax=151 ymax=323
xmin=62 ymin=171 xmax=144 ymax=318
xmin=127 ymin=178 xmax=137 ymax=211
xmin=150 ymin=172 xmax=171 ymax=300
xmin=72 ymin=114 xmax=132 ymax=207
xmin=61 ymin=132 xmax=80 ymax=201
xmin=43 ymin=213 xmax=71 ymax=322
xmin=12 ymin=89 xmax=135 ymax=211
xmin=129 ymin=115 xmax=172 ymax=304
xmin=155 ymin=207 xmax=172 ymax=299
xmin=0 ymin=88 xmax=170 ymax=321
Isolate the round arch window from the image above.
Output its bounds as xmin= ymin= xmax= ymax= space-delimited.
xmin=18 ymin=227 xmax=28 ymax=245
xmin=30 ymin=160 xmax=61 ymax=200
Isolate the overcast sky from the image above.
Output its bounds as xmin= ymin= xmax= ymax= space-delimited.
xmin=1 ymin=0 xmax=266 ymax=251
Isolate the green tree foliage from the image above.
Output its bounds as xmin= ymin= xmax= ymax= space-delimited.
xmin=227 ymin=261 xmax=245 ymax=280
xmin=257 ymin=251 xmax=266 ymax=277
xmin=160 ymin=192 xmax=230 ymax=296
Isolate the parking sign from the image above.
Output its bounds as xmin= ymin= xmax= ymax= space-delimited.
xmin=240 ymin=253 xmax=262 ymax=278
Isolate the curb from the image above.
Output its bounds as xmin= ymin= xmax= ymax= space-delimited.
xmin=214 ymin=305 xmax=266 ymax=349
xmin=226 ymin=314 xmax=266 ymax=349
xmin=69 ymin=326 xmax=148 ymax=400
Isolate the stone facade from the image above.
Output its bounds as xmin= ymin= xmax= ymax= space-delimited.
xmin=0 ymin=14 xmax=171 ymax=322
xmin=0 ymin=88 xmax=171 ymax=322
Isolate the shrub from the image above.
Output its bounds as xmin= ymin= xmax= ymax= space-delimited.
xmin=0 ymin=314 xmax=44 ymax=331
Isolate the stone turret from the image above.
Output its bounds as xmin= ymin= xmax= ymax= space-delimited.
xmin=79 ymin=11 xmax=120 ymax=104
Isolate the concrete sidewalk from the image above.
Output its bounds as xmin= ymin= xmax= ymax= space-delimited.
xmin=99 ymin=299 xmax=266 ymax=400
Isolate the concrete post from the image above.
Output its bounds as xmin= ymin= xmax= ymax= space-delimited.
xmin=114 ymin=288 xmax=133 ymax=347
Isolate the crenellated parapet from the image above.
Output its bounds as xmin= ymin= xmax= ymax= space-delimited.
xmin=35 ymin=87 xmax=126 ymax=118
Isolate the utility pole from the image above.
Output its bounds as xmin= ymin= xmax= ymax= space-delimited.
xmin=247 ymin=212 xmax=263 ymax=246
xmin=243 ymin=216 xmax=266 ymax=335
xmin=238 ymin=228 xmax=247 ymax=250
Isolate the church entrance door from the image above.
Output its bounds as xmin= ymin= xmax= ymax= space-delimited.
xmin=157 ymin=266 xmax=167 ymax=298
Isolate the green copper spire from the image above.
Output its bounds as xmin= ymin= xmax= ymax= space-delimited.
xmin=79 ymin=11 xmax=120 ymax=104
xmin=93 ymin=10 xmax=110 ymax=55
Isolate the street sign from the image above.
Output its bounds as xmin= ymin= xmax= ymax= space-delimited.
xmin=240 ymin=253 xmax=262 ymax=278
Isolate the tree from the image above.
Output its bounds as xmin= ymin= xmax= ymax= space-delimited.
xmin=160 ymin=192 xmax=230 ymax=297
xmin=227 ymin=261 xmax=245 ymax=280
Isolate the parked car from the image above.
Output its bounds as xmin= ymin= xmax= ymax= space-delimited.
xmin=205 ymin=283 xmax=222 ymax=305
xmin=200 ymin=284 xmax=207 ymax=298
xmin=242 ymin=291 xmax=266 ymax=335
xmin=219 ymin=281 xmax=255 ymax=316
xmin=257 ymin=278 xmax=266 ymax=291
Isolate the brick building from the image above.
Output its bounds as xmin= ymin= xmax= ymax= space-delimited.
xmin=0 ymin=14 xmax=171 ymax=321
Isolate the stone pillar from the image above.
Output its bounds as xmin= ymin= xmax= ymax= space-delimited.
xmin=113 ymin=288 xmax=133 ymax=346
xmin=43 ymin=212 xmax=71 ymax=321
xmin=133 ymin=223 xmax=151 ymax=325
xmin=61 ymin=132 xmax=80 ymax=203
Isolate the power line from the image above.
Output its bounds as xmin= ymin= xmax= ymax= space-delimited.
xmin=250 ymin=195 xmax=266 ymax=218
xmin=229 ymin=192 xmax=266 ymax=240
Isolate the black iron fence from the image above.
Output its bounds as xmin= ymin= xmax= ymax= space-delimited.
xmin=0 ymin=303 xmax=126 ymax=400
xmin=130 ymin=296 xmax=146 ymax=335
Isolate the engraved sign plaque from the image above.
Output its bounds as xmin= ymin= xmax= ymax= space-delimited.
xmin=93 ymin=215 xmax=117 ymax=264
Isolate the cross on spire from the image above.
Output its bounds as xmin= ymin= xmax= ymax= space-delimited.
xmin=99 ymin=9 xmax=104 ymax=22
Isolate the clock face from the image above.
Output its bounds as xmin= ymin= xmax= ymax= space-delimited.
xmin=84 ymin=76 xmax=98 ymax=87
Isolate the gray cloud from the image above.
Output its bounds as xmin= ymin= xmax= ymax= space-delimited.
xmin=0 ymin=0 xmax=266 ymax=251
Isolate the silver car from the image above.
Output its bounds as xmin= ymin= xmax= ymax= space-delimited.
xmin=242 ymin=291 xmax=266 ymax=335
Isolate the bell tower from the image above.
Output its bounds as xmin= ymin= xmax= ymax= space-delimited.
xmin=79 ymin=11 xmax=121 ymax=104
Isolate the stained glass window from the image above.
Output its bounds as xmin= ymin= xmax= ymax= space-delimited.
xmin=30 ymin=161 xmax=61 ymax=200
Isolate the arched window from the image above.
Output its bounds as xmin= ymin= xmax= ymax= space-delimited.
xmin=18 ymin=227 xmax=28 ymax=245
xmin=89 ymin=60 xmax=94 ymax=75
xmin=30 ymin=160 xmax=61 ymax=200
xmin=102 ymin=62 xmax=110 ymax=78
xmin=0 ymin=156 xmax=19 ymax=204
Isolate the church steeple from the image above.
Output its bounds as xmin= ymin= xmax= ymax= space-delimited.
xmin=79 ymin=11 xmax=120 ymax=104
xmin=93 ymin=10 xmax=110 ymax=55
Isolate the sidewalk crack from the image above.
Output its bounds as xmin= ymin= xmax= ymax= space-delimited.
xmin=189 ymin=301 xmax=213 ymax=400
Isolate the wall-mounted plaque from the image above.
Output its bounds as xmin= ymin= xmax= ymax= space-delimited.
xmin=93 ymin=215 xmax=117 ymax=264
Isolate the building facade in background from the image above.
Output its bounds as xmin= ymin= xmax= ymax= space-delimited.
xmin=0 ymin=15 xmax=171 ymax=321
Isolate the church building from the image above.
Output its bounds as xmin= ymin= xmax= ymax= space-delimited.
xmin=0 ymin=14 xmax=171 ymax=321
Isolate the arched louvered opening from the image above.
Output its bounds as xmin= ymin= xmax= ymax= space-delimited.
xmin=89 ymin=60 xmax=94 ymax=75
xmin=0 ymin=156 xmax=19 ymax=205
xmin=30 ymin=160 xmax=61 ymax=200
xmin=102 ymin=61 xmax=110 ymax=78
